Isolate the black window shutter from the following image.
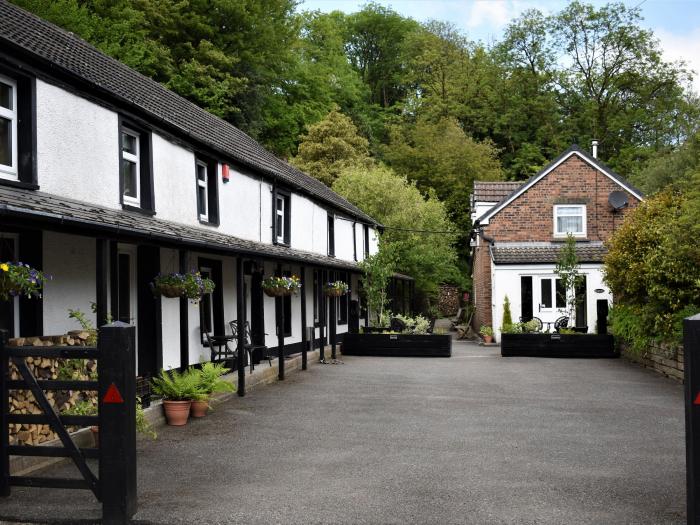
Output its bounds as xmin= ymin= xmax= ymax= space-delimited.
xmin=16 ymin=75 xmax=37 ymax=186
xmin=284 ymin=194 xmax=291 ymax=244
xmin=139 ymin=132 xmax=155 ymax=212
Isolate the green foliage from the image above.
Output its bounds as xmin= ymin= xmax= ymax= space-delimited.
xmin=151 ymin=368 xmax=202 ymax=401
xmin=136 ymin=397 xmax=157 ymax=440
xmin=334 ymin=164 xmax=461 ymax=295
xmin=291 ymin=107 xmax=373 ymax=186
xmin=502 ymin=320 xmax=541 ymax=334
xmin=604 ymin=190 xmax=700 ymax=349
xmin=479 ymin=325 xmax=493 ymax=337
xmin=0 ymin=261 xmax=48 ymax=300
xmin=555 ymin=234 xmax=584 ymax=323
xmin=358 ymin=244 xmax=396 ymax=326
xmin=57 ymin=359 xmax=88 ymax=381
xmin=197 ymin=362 xmax=235 ymax=397
xmin=63 ymin=399 xmax=97 ymax=416
xmin=67 ymin=309 xmax=98 ymax=346
xmin=501 ymin=296 xmax=513 ymax=332
xmin=632 ymin=131 xmax=700 ymax=194
xmin=394 ymin=313 xmax=430 ymax=335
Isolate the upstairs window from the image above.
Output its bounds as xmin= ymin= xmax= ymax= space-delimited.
xmin=196 ymin=160 xmax=209 ymax=222
xmin=363 ymin=224 xmax=370 ymax=258
xmin=0 ymin=75 xmax=17 ymax=180
xmin=0 ymin=68 xmax=36 ymax=187
xmin=195 ymin=156 xmax=219 ymax=225
xmin=554 ymin=205 xmax=586 ymax=237
xmin=119 ymin=119 xmax=154 ymax=213
xmin=273 ymin=189 xmax=290 ymax=245
xmin=327 ymin=214 xmax=335 ymax=257
xmin=120 ymin=128 xmax=140 ymax=206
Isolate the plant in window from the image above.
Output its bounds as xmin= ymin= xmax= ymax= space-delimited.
xmin=261 ymin=275 xmax=302 ymax=297
xmin=0 ymin=261 xmax=49 ymax=300
xmin=150 ymin=271 xmax=215 ymax=302
xmin=323 ymin=280 xmax=349 ymax=297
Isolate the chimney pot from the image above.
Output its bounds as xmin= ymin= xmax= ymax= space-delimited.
xmin=591 ymin=140 xmax=598 ymax=159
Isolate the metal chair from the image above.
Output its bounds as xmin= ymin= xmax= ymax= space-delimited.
xmin=229 ymin=321 xmax=271 ymax=372
xmin=554 ymin=316 xmax=570 ymax=333
xmin=204 ymin=332 xmax=236 ymax=366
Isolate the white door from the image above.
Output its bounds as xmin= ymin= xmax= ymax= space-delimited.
xmin=533 ymin=275 xmax=567 ymax=329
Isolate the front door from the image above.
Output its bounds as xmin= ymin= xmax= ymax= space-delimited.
xmin=532 ymin=275 xmax=567 ymax=329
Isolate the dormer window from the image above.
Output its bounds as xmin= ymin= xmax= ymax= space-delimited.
xmin=554 ymin=205 xmax=586 ymax=237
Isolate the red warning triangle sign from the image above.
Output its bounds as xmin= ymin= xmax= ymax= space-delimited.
xmin=103 ymin=383 xmax=124 ymax=404
xmin=694 ymin=391 xmax=700 ymax=406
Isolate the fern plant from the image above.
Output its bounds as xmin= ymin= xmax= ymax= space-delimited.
xmin=151 ymin=368 xmax=202 ymax=401
xmin=197 ymin=362 xmax=235 ymax=398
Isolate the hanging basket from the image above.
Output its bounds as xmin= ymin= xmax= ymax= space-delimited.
xmin=263 ymin=287 xmax=293 ymax=297
xmin=324 ymin=288 xmax=345 ymax=297
xmin=323 ymin=281 xmax=349 ymax=297
xmin=154 ymin=283 xmax=185 ymax=298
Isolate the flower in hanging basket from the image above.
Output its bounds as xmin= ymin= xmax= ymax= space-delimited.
xmin=151 ymin=271 xmax=215 ymax=302
xmin=261 ymin=275 xmax=301 ymax=297
xmin=0 ymin=261 xmax=49 ymax=301
xmin=323 ymin=280 xmax=349 ymax=297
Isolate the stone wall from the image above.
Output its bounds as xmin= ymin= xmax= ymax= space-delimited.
xmin=6 ymin=331 xmax=97 ymax=445
xmin=622 ymin=342 xmax=684 ymax=383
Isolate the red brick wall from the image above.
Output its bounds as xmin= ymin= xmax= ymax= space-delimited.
xmin=483 ymin=155 xmax=640 ymax=242
xmin=472 ymin=243 xmax=492 ymax=330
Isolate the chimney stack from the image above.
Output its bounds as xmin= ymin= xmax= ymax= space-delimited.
xmin=591 ymin=140 xmax=598 ymax=159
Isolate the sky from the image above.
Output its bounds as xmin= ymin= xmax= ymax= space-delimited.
xmin=298 ymin=0 xmax=700 ymax=92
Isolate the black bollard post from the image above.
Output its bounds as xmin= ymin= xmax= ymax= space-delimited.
xmin=98 ymin=322 xmax=137 ymax=525
xmin=684 ymin=313 xmax=700 ymax=525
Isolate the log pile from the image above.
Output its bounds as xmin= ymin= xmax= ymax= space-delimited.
xmin=6 ymin=331 xmax=97 ymax=446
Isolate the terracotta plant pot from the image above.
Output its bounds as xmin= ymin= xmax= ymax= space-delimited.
xmin=190 ymin=399 xmax=209 ymax=418
xmin=483 ymin=335 xmax=493 ymax=344
xmin=90 ymin=426 xmax=99 ymax=448
xmin=162 ymin=400 xmax=192 ymax=426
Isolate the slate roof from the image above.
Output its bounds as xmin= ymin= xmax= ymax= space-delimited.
xmin=0 ymin=186 xmax=359 ymax=271
xmin=491 ymin=242 xmax=608 ymax=265
xmin=472 ymin=181 xmax=523 ymax=203
xmin=0 ymin=1 xmax=377 ymax=225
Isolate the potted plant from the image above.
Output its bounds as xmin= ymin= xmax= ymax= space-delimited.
xmin=151 ymin=368 xmax=201 ymax=426
xmin=191 ymin=362 xmax=236 ymax=417
xmin=0 ymin=261 xmax=49 ymax=300
xmin=261 ymin=275 xmax=301 ymax=297
xmin=479 ymin=325 xmax=494 ymax=343
xmin=324 ymin=280 xmax=349 ymax=297
xmin=151 ymin=271 xmax=215 ymax=302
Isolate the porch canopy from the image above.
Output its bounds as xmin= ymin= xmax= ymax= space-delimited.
xmin=0 ymin=185 xmax=358 ymax=271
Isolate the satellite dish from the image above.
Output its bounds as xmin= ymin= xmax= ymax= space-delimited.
xmin=608 ymin=191 xmax=628 ymax=211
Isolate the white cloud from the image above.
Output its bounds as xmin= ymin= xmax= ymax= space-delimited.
xmin=656 ymin=27 xmax=700 ymax=94
xmin=465 ymin=1 xmax=512 ymax=29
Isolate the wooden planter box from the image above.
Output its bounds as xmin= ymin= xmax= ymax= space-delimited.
xmin=501 ymin=333 xmax=617 ymax=358
xmin=342 ymin=333 xmax=452 ymax=357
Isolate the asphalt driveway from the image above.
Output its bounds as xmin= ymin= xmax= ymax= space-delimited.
xmin=0 ymin=340 xmax=686 ymax=524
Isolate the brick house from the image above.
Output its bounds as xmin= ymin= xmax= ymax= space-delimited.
xmin=470 ymin=145 xmax=643 ymax=340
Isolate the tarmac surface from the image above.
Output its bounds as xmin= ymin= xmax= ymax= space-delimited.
xmin=0 ymin=339 xmax=687 ymax=524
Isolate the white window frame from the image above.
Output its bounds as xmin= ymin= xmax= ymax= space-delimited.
xmin=553 ymin=204 xmax=586 ymax=238
xmin=121 ymin=127 xmax=140 ymax=207
xmin=196 ymin=160 xmax=209 ymax=222
xmin=276 ymin=194 xmax=286 ymax=244
xmin=0 ymin=74 xmax=18 ymax=180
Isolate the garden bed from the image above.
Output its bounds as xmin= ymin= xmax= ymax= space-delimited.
xmin=500 ymin=333 xmax=617 ymax=358
xmin=342 ymin=333 xmax=451 ymax=357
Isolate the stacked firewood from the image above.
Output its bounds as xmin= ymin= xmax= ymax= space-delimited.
xmin=6 ymin=331 xmax=97 ymax=446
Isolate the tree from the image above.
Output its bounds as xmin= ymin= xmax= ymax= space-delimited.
xmin=555 ymin=234 xmax=584 ymax=325
xmin=501 ymin=296 xmax=513 ymax=332
xmin=332 ymin=164 xmax=461 ymax=296
xmin=631 ymin=129 xmax=700 ymax=194
xmin=382 ymin=117 xmax=504 ymax=260
xmin=604 ymin=190 xmax=700 ymax=349
xmin=292 ymin=108 xmax=373 ymax=186
xmin=358 ymin=243 xmax=396 ymax=326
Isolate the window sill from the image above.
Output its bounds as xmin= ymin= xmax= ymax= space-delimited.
xmin=122 ymin=204 xmax=156 ymax=216
xmin=552 ymin=237 xmax=589 ymax=242
xmin=273 ymin=240 xmax=291 ymax=248
xmin=198 ymin=219 xmax=220 ymax=227
xmin=0 ymin=178 xmax=39 ymax=191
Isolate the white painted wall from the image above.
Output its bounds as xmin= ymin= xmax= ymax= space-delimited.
xmin=42 ymin=232 xmax=97 ymax=334
xmin=220 ymin=165 xmax=268 ymax=243
xmin=159 ymin=248 xmax=181 ymax=370
xmin=290 ymin=194 xmax=315 ymax=252
xmin=36 ymin=80 xmax=119 ymax=209
xmin=471 ymin=201 xmax=498 ymax=223
xmin=151 ymin=134 xmax=198 ymax=227
xmin=491 ymin=263 xmax=611 ymax=341
xmin=334 ymin=217 xmax=355 ymax=262
xmin=368 ymin=227 xmax=379 ymax=255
